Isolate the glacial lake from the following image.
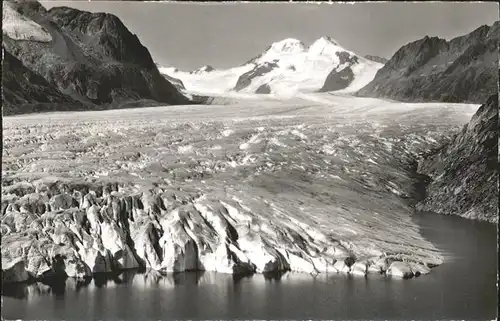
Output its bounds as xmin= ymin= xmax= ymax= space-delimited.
xmin=1 ymin=211 xmax=497 ymax=320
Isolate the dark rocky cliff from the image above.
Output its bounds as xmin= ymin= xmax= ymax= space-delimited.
xmin=416 ymin=94 xmax=499 ymax=223
xmin=358 ymin=22 xmax=499 ymax=103
xmin=319 ymin=52 xmax=359 ymax=92
xmin=234 ymin=61 xmax=278 ymax=92
xmin=2 ymin=49 xmax=90 ymax=115
xmin=2 ymin=0 xmax=190 ymax=115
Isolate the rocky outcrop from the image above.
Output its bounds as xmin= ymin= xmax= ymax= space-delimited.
xmin=234 ymin=61 xmax=278 ymax=92
xmin=2 ymin=49 xmax=90 ymax=115
xmin=358 ymin=22 xmax=499 ymax=103
xmin=256 ymin=83 xmax=271 ymax=94
xmin=319 ymin=52 xmax=359 ymax=92
xmin=2 ymin=0 xmax=190 ymax=115
xmin=319 ymin=68 xmax=355 ymax=92
xmin=416 ymin=94 xmax=499 ymax=223
xmin=364 ymin=55 xmax=388 ymax=64
xmin=190 ymin=65 xmax=215 ymax=74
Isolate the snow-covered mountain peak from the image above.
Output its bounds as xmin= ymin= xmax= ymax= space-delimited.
xmin=268 ymin=38 xmax=307 ymax=54
xmin=191 ymin=65 xmax=215 ymax=74
xmin=309 ymin=36 xmax=345 ymax=57
xmin=159 ymin=35 xmax=383 ymax=96
xmin=317 ymin=36 xmax=339 ymax=46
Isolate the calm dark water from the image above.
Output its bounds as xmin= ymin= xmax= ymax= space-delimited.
xmin=2 ymin=211 xmax=497 ymax=320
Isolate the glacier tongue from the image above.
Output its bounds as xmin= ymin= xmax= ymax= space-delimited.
xmin=2 ymin=95 xmax=477 ymax=283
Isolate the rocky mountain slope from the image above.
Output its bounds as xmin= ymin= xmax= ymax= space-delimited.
xmin=416 ymin=94 xmax=499 ymax=223
xmin=2 ymin=0 xmax=190 ymax=115
xmin=2 ymin=49 xmax=90 ymax=115
xmin=161 ymin=37 xmax=383 ymax=96
xmin=364 ymin=55 xmax=388 ymax=64
xmin=358 ymin=22 xmax=499 ymax=103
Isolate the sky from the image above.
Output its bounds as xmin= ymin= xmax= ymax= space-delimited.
xmin=40 ymin=1 xmax=499 ymax=71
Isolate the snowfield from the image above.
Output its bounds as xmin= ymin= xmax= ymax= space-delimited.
xmin=159 ymin=65 xmax=254 ymax=95
xmin=2 ymin=2 xmax=53 ymax=42
xmin=1 ymin=94 xmax=479 ymax=282
xmin=160 ymin=37 xmax=383 ymax=96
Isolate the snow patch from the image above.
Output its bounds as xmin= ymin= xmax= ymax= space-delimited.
xmin=178 ymin=145 xmax=194 ymax=154
xmin=2 ymin=3 xmax=52 ymax=42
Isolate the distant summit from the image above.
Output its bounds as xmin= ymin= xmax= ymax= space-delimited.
xmin=233 ymin=36 xmax=383 ymax=94
xmin=268 ymin=38 xmax=307 ymax=54
xmin=190 ymin=65 xmax=215 ymax=74
xmin=158 ymin=36 xmax=383 ymax=96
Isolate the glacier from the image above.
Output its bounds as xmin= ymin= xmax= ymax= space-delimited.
xmin=1 ymin=94 xmax=479 ymax=283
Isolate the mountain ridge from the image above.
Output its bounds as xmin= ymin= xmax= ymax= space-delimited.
xmin=2 ymin=0 xmax=191 ymax=115
xmin=357 ymin=22 xmax=499 ymax=103
xmin=234 ymin=36 xmax=383 ymax=94
xmin=162 ymin=36 xmax=383 ymax=96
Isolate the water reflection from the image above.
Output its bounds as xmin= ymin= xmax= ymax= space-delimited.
xmin=1 ymin=269 xmax=295 ymax=302
xmin=1 ymin=213 xmax=497 ymax=320
xmin=2 ymin=277 xmax=95 ymax=301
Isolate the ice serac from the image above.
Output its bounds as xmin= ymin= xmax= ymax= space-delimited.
xmin=417 ymin=94 xmax=499 ymax=223
xmin=358 ymin=22 xmax=499 ymax=103
xmin=1 ymin=259 xmax=31 ymax=283
xmin=1 ymin=0 xmax=190 ymax=115
xmin=387 ymin=261 xmax=414 ymax=278
xmin=0 ymin=176 xmax=441 ymax=280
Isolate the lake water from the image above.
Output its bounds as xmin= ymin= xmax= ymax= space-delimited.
xmin=1 ymin=211 xmax=497 ymax=320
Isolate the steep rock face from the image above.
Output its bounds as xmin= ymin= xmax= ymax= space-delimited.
xmin=256 ymin=83 xmax=271 ymax=94
xmin=161 ymin=73 xmax=186 ymax=91
xmin=2 ymin=49 xmax=89 ymax=115
xmin=234 ymin=61 xmax=278 ymax=92
xmin=46 ymin=6 xmax=157 ymax=69
xmin=319 ymin=52 xmax=359 ymax=92
xmin=2 ymin=0 xmax=190 ymax=115
xmin=319 ymin=67 xmax=355 ymax=92
xmin=358 ymin=23 xmax=499 ymax=103
xmin=416 ymin=94 xmax=499 ymax=223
